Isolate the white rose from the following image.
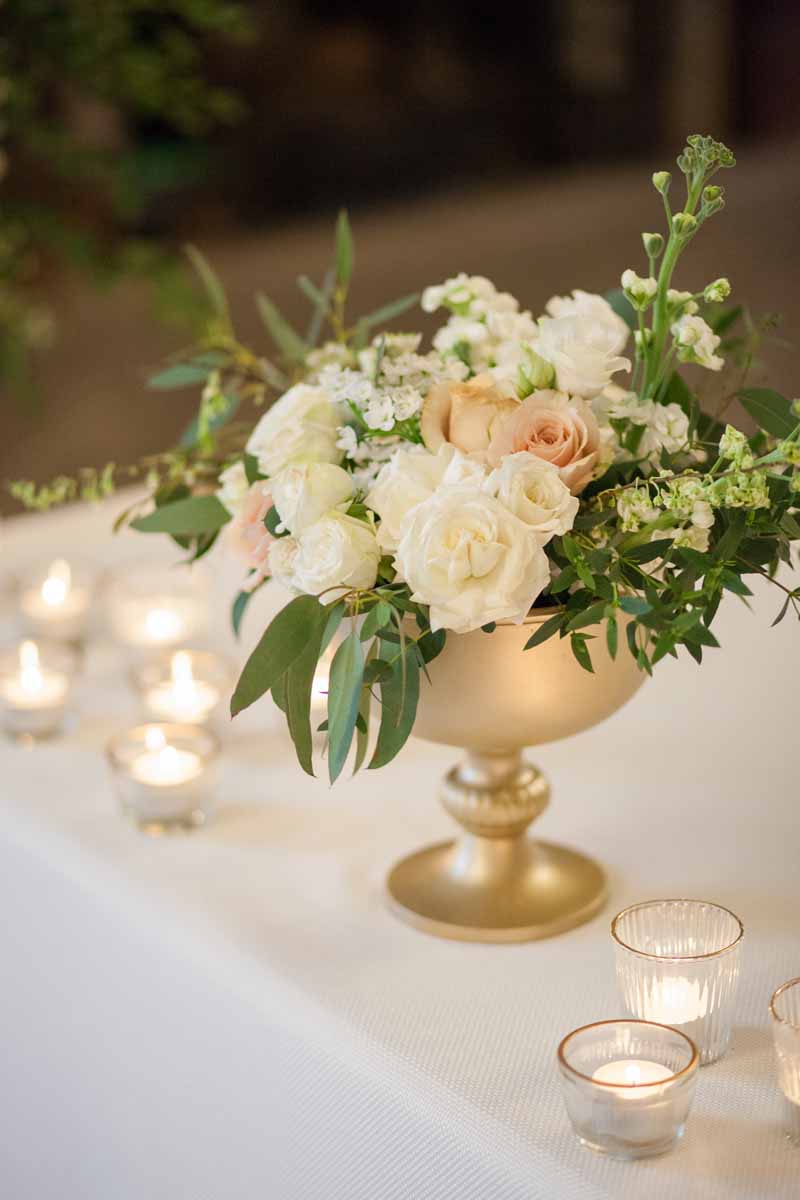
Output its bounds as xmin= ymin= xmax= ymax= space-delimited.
xmin=216 ymin=460 xmax=249 ymax=517
xmin=246 ymin=384 xmax=342 ymax=477
xmin=365 ymin=443 xmax=486 ymax=552
xmin=671 ymin=314 xmax=724 ymax=371
xmin=544 ymin=290 xmax=630 ymax=357
xmin=395 ymin=485 xmax=551 ymax=633
xmin=267 ymin=535 xmax=300 ymax=593
xmin=290 ymin=513 xmax=380 ymax=596
xmin=271 ymin=462 xmax=354 ymax=536
xmin=485 ymin=453 xmax=578 ymax=545
xmin=535 ymin=314 xmax=632 ymax=398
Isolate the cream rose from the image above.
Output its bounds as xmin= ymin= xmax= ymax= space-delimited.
xmin=395 ymin=485 xmax=551 ymax=633
xmin=271 ymin=462 xmax=354 ymax=536
xmin=420 ymin=373 xmax=518 ymax=454
xmin=365 ymin=443 xmax=486 ymax=552
xmin=487 ymin=389 xmax=602 ymax=494
xmin=246 ymin=384 xmax=342 ymax=477
xmin=545 ymin=289 xmax=630 ymax=357
xmin=535 ymin=314 xmax=631 ymax=398
xmin=224 ymin=480 xmax=274 ymax=591
xmin=485 ymin=452 xmax=579 ymax=544
xmin=288 ymin=513 xmax=380 ymax=595
xmin=216 ymin=460 xmax=249 ymax=518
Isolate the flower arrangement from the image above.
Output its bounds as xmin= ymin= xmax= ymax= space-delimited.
xmin=13 ymin=136 xmax=800 ymax=781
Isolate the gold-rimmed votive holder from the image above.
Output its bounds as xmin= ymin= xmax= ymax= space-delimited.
xmin=105 ymin=560 xmax=209 ymax=653
xmin=106 ymin=722 xmax=219 ymax=834
xmin=130 ymin=649 xmax=234 ymax=731
xmin=18 ymin=557 xmax=95 ymax=647
xmin=770 ymin=977 xmax=800 ymax=1145
xmin=0 ymin=639 xmax=79 ymax=741
xmin=557 ymin=1019 xmax=699 ymax=1159
xmin=612 ymin=899 xmax=744 ymax=1065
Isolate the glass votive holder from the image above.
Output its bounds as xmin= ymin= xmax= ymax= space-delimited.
xmin=612 ymin=899 xmax=743 ymax=1064
xmin=557 ymin=1019 xmax=699 ymax=1159
xmin=770 ymin=978 xmax=800 ymax=1145
xmin=106 ymin=722 xmax=219 ymax=834
xmin=105 ymin=561 xmax=209 ymax=652
xmin=18 ymin=558 xmax=94 ymax=644
xmin=0 ymin=639 xmax=79 ymax=741
xmin=130 ymin=649 xmax=234 ymax=730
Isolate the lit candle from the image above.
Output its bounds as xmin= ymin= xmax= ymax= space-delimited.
xmin=0 ymin=640 xmax=72 ymax=738
xmin=20 ymin=559 xmax=91 ymax=641
xmin=144 ymin=652 xmax=220 ymax=725
xmin=643 ymin=978 xmax=707 ymax=1026
xmin=130 ymin=726 xmax=203 ymax=787
xmin=592 ymin=1059 xmax=673 ymax=1095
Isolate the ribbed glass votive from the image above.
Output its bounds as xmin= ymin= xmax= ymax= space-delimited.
xmin=557 ymin=1020 xmax=699 ymax=1159
xmin=612 ymin=899 xmax=743 ymax=1065
xmin=770 ymin=978 xmax=800 ymax=1145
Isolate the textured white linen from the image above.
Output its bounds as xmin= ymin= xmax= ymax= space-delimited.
xmin=0 ymin=497 xmax=798 ymax=1199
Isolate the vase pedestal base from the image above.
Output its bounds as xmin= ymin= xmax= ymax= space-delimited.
xmin=386 ymin=836 xmax=607 ymax=944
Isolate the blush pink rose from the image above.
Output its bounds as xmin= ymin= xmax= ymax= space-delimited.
xmin=226 ymin=481 xmax=274 ymax=590
xmin=487 ymin=389 xmax=601 ymax=494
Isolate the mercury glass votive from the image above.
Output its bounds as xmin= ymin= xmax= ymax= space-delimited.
xmin=19 ymin=558 xmax=94 ymax=644
xmin=0 ymin=639 xmax=79 ymax=740
xmin=106 ymin=723 xmax=219 ymax=833
xmin=130 ymin=649 xmax=234 ymax=729
xmin=105 ymin=561 xmax=209 ymax=652
xmin=613 ymin=899 xmax=743 ymax=1064
xmin=557 ymin=1020 xmax=699 ymax=1159
xmin=770 ymin=978 xmax=800 ymax=1145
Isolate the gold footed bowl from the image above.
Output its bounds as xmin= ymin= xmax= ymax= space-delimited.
xmin=386 ymin=611 xmax=645 ymax=943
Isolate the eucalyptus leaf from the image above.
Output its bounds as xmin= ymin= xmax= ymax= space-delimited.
xmin=369 ymin=642 xmax=420 ymax=770
xmin=256 ymin=294 xmax=307 ymax=365
xmin=335 ymin=210 xmax=354 ymax=286
xmin=148 ymin=363 xmax=212 ymax=390
xmin=327 ymin=631 xmax=364 ymax=783
xmin=286 ymin=621 xmax=326 ymax=777
xmin=131 ymin=495 xmax=231 ymax=536
xmin=524 ymin=614 xmax=564 ymax=650
xmin=231 ymin=595 xmax=324 ymax=717
xmin=738 ymin=388 xmax=796 ymax=438
xmin=185 ymin=244 xmax=229 ymax=320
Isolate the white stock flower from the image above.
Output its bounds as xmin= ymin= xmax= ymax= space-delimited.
xmin=544 ymin=290 xmax=630 ymax=356
xmin=288 ymin=514 xmax=380 ymax=595
xmin=395 ymin=485 xmax=551 ymax=633
xmin=216 ymin=460 xmax=249 ymax=517
xmin=703 ymin=278 xmax=731 ymax=304
xmin=638 ymin=402 xmax=691 ymax=460
xmin=534 ymin=314 xmax=631 ymax=398
xmin=621 ymin=269 xmax=658 ymax=310
xmin=270 ymin=462 xmax=354 ymax=536
xmin=671 ymin=314 xmax=724 ymax=371
xmin=365 ymin=443 xmax=485 ymax=552
xmin=667 ymin=289 xmax=698 ymax=316
xmin=485 ymin=452 xmax=579 ymax=545
xmin=246 ymin=384 xmax=342 ymax=477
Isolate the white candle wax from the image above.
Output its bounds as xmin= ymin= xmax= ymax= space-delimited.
xmin=144 ymin=652 xmax=220 ymax=724
xmin=20 ymin=560 xmax=90 ymax=639
xmin=592 ymin=1059 xmax=673 ymax=1095
xmin=130 ymin=728 xmax=203 ymax=787
xmin=112 ymin=597 xmax=201 ymax=648
xmin=644 ymin=978 xmax=708 ymax=1025
xmin=0 ymin=641 xmax=69 ymax=709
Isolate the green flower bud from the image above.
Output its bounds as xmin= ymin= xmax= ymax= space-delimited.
xmin=652 ymin=171 xmax=671 ymax=194
xmin=703 ymin=185 xmax=723 ymax=203
xmin=672 ymin=212 xmax=698 ymax=236
xmin=704 ymin=278 xmax=731 ymax=304
xmin=642 ymin=232 xmax=664 ymax=258
xmin=516 ymin=348 xmax=555 ymax=398
xmin=792 ymin=398 xmax=800 ymax=418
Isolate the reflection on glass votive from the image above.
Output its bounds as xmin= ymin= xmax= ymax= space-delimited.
xmin=130 ymin=649 xmax=234 ymax=728
xmin=19 ymin=558 xmax=94 ymax=644
xmin=612 ymin=899 xmax=743 ymax=1065
xmin=106 ymin=561 xmax=209 ymax=651
xmin=770 ymin=978 xmax=800 ymax=1145
xmin=0 ymin=639 xmax=79 ymax=741
xmin=557 ymin=1020 xmax=699 ymax=1159
xmin=106 ymin=723 xmax=219 ymax=834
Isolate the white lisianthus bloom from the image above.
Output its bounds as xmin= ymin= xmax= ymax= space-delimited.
xmin=534 ymin=314 xmax=632 ymax=398
xmin=246 ymin=384 xmax=342 ymax=477
xmin=485 ymin=452 xmax=579 ymax=545
xmin=395 ymin=485 xmax=551 ymax=633
xmin=365 ymin=443 xmax=486 ymax=552
xmin=216 ymin=460 xmax=249 ymax=517
xmin=271 ymin=462 xmax=354 ymax=536
xmin=621 ymin=269 xmax=658 ymax=310
xmin=638 ymin=402 xmax=691 ymax=460
xmin=544 ymin=290 xmax=630 ymax=357
xmin=287 ymin=514 xmax=380 ymax=595
xmin=671 ymin=314 xmax=724 ymax=371
xmin=594 ymin=384 xmax=651 ymax=425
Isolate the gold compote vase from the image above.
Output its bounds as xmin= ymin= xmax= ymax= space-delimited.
xmin=387 ymin=610 xmax=645 ymax=943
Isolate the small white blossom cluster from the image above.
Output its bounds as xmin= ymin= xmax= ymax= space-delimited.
xmin=593 ymin=385 xmax=698 ymax=470
xmin=422 ymin=274 xmax=539 ymax=374
xmin=616 ymin=477 xmax=715 ymax=551
xmin=671 ymin=313 xmax=724 ymax=371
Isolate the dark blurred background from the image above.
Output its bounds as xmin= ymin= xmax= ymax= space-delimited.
xmin=2 ymin=0 xmax=800 ymax=514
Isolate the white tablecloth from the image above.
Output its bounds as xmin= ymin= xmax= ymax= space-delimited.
xmin=0 ymin=498 xmax=798 ymax=1200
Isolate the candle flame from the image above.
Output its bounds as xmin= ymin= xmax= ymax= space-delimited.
xmin=145 ymin=607 xmax=183 ymax=643
xmin=144 ymin=726 xmax=167 ymax=752
xmin=171 ymin=651 xmax=194 ymax=686
xmin=41 ymin=559 xmax=71 ymax=607
xmin=19 ymin=640 xmax=43 ymax=694
xmin=623 ymin=1064 xmax=642 ymax=1085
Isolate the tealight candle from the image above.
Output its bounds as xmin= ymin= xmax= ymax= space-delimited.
xmin=0 ymin=640 xmax=76 ymax=739
xmin=106 ymin=562 xmax=209 ymax=652
xmin=558 ymin=1020 xmax=699 ymax=1159
xmin=20 ymin=559 xmax=92 ymax=642
xmin=770 ymin=977 xmax=800 ymax=1145
xmin=612 ymin=899 xmax=743 ymax=1064
xmin=106 ymin=722 xmax=219 ymax=832
xmin=130 ymin=649 xmax=232 ymax=728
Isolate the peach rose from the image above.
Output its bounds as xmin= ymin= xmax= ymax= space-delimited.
xmin=420 ymin=373 xmax=519 ymax=455
xmin=226 ymin=480 xmax=274 ymax=590
xmin=487 ymin=389 xmax=601 ymax=494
